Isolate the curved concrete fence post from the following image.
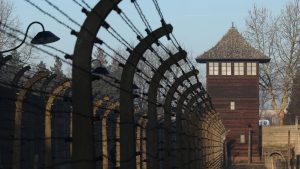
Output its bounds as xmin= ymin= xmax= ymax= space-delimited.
xmin=135 ymin=115 xmax=142 ymax=169
xmin=40 ymin=74 xmax=57 ymax=97
xmin=11 ymin=66 xmax=31 ymax=85
xmin=198 ymin=103 xmax=209 ymax=168
xmin=163 ymin=69 xmax=198 ymax=169
xmin=38 ymin=73 xmax=56 ymax=168
xmin=5 ymin=66 xmax=30 ymax=169
xmin=12 ymin=71 xmax=48 ymax=169
xmin=62 ymin=88 xmax=73 ymax=165
xmin=11 ymin=66 xmax=32 ymax=118
xmin=184 ymin=96 xmax=206 ymax=169
xmin=192 ymin=103 xmax=205 ymax=169
xmin=147 ymin=50 xmax=187 ymax=168
xmin=101 ymin=101 xmax=119 ymax=169
xmin=175 ymin=83 xmax=204 ymax=169
xmin=72 ymin=1 xmax=121 ymax=168
xmin=194 ymin=104 xmax=210 ymax=167
xmin=184 ymin=96 xmax=200 ymax=168
xmin=198 ymin=103 xmax=212 ymax=167
xmin=137 ymin=115 xmax=147 ymax=169
xmin=92 ymin=96 xmax=109 ymax=169
xmin=119 ymin=24 xmax=173 ymax=169
xmin=115 ymin=110 xmax=120 ymax=168
xmin=93 ymin=96 xmax=110 ymax=116
xmin=180 ymin=96 xmax=197 ymax=169
xmin=44 ymin=81 xmax=71 ymax=168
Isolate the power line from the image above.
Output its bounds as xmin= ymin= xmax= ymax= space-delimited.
xmin=19 ymin=0 xmax=209 ymax=124
xmin=24 ymin=0 xmax=74 ymax=30
xmin=44 ymin=0 xmax=81 ymax=27
xmin=125 ymin=0 xmax=203 ymax=92
xmin=71 ymin=0 xmax=86 ymax=9
xmin=1 ymin=0 xmax=224 ymax=168
xmin=0 ymin=26 xmax=168 ymax=112
xmin=13 ymin=0 xmax=211 ymax=117
xmin=132 ymin=0 xmax=152 ymax=32
xmin=80 ymin=0 xmax=91 ymax=9
xmin=29 ymin=0 xmax=203 ymax=102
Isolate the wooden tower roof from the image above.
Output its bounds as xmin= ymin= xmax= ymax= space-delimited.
xmin=196 ymin=26 xmax=270 ymax=63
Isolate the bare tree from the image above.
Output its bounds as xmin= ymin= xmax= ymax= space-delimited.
xmin=0 ymin=0 xmax=34 ymax=65
xmin=50 ymin=57 xmax=65 ymax=80
xmin=35 ymin=60 xmax=47 ymax=72
xmin=286 ymin=68 xmax=300 ymax=124
xmin=92 ymin=48 xmax=108 ymax=68
xmin=0 ymin=0 xmax=16 ymax=51
xmin=245 ymin=1 xmax=300 ymax=125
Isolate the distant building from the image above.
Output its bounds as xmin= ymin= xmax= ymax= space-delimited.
xmin=260 ymin=109 xmax=278 ymax=125
xmin=196 ymin=25 xmax=270 ymax=163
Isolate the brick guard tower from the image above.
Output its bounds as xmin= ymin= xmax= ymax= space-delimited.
xmin=196 ymin=25 xmax=270 ymax=163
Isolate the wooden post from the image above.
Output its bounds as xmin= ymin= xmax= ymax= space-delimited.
xmin=224 ymin=140 xmax=228 ymax=168
xmin=248 ymin=126 xmax=252 ymax=164
xmin=296 ymin=116 xmax=299 ymax=169
xmin=288 ymin=130 xmax=291 ymax=169
xmin=116 ymin=115 xmax=120 ymax=168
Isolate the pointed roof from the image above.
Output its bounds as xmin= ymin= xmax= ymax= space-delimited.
xmin=196 ymin=26 xmax=270 ymax=63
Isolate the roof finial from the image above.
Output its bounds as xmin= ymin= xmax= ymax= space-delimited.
xmin=232 ymin=22 xmax=235 ymax=28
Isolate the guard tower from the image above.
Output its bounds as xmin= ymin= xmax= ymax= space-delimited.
xmin=196 ymin=25 xmax=270 ymax=163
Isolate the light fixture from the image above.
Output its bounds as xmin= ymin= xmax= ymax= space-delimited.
xmin=0 ymin=21 xmax=60 ymax=54
xmin=31 ymin=31 xmax=59 ymax=44
xmin=92 ymin=66 xmax=110 ymax=75
xmin=133 ymin=84 xmax=139 ymax=90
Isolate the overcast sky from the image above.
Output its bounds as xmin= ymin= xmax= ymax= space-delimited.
xmin=8 ymin=0 xmax=290 ymax=69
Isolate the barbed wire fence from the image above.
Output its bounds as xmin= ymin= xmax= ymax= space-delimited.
xmin=0 ymin=0 xmax=226 ymax=169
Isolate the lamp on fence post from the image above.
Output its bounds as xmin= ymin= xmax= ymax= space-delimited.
xmin=69 ymin=2 xmax=123 ymax=169
xmin=92 ymin=66 xmax=109 ymax=75
xmin=0 ymin=21 xmax=60 ymax=54
xmin=91 ymin=59 xmax=110 ymax=75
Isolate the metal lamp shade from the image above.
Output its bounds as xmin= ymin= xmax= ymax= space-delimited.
xmin=92 ymin=66 xmax=110 ymax=75
xmin=31 ymin=31 xmax=60 ymax=44
xmin=132 ymin=84 xmax=139 ymax=89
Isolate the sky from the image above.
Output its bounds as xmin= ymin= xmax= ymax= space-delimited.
xmin=7 ymin=0 xmax=290 ymax=70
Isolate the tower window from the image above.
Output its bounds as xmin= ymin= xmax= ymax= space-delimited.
xmin=247 ymin=62 xmax=257 ymax=75
xmin=208 ymin=62 xmax=219 ymax=75
xmin=230 ymin=101 xmax=235 ymax=110
xmin=221 ymin=62 xmax=232 ymax=75
xmin=240 ymin=134 xmax=246 ymax=143
xmin=234 ymin=62 xmax=244 ymax=75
